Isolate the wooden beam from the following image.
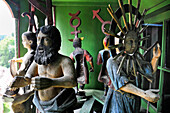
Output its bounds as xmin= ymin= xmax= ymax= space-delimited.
xmin=145 ymin=4 xmax=170 ymax=20
xmin=28 ymin=0 xmax=53 ymax=25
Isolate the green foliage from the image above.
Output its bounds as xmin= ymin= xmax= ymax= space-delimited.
xmin=0 ymin=35 xmax=15 ymax=68
xmin=3 ymin=102 xmax=12 ymax=113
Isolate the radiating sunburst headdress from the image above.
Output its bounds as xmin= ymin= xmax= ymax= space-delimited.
xmin=104 ymin=0 xmax=155 ymax=81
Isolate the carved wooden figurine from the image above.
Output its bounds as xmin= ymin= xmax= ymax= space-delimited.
xmin=102 ymin=0 xmax=161 ymax=113
xmin=10 ymin=31 xmax=37 ymax=77
xmin=6 ymin=31 xmax=37 ymax=113
xmin=10 ymin=25 xmax=77 ymax=113
xmin=69 ymin=38 xmax=94 ymax=94
xmin=97 ymin=36 xmax=112 ymax=96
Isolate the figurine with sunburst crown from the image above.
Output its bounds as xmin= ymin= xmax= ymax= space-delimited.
xmin=102 ymin=0 xmax=161 ymax=112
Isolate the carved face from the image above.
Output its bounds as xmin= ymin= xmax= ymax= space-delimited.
xmin=22 ymin=31 xmax=37 ymax=50
xmin=22 ymin=34 xmax=32 ymax=49
xmin=34 ymin=25 xmax=61 ymax=65
xmin=35 ymin=31 xmax=56 ymax=65
xmin=37 ymin=31 xmax=52 ymax=50
xmin=124 ymin=31 xmax=138 ymax=54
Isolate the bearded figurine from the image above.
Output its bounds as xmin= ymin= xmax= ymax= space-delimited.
xmin=10 ymin=25 xmax=77 ymax=113
xmin=33 ymin=26 xmax=60 ymax=65
xmin=69 ymin=37 xmax=94 ymax=95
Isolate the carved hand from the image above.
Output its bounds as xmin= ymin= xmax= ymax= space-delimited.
xmin=151 ymin=43 xmax=161 ymax=74
xmin=10 ymin=76 xmax=31 ymax=88
xmin=144 ymin=89 xmax=160 ymax=103
xmin=31 ymin=76 xmax=53 ymax=90
xmin=153 ymin=43 xmax=161 ymax=58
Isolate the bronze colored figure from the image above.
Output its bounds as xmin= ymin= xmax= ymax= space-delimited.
xmin=10 ymin=25 xmax=77 ymax=113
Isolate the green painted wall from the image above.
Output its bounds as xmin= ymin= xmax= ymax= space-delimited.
xmin=53 ymin=2 xmax=116 ymax=89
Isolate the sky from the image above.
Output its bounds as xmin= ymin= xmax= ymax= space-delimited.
xmin=0 ymin=0 xmax=15 ymax=35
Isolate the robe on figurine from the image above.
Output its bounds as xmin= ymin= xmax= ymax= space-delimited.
xmin=102 ymin=0 xmax=161 ymax=112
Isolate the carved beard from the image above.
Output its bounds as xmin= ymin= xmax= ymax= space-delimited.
xmin=34 ymin=45 xmax=57 ymax=65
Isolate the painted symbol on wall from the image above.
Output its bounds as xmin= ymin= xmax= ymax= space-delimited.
xmin=92 ymin=9 xmax=111 ymax=35
xmin=69 ymin=11 xmax=81 ymax=38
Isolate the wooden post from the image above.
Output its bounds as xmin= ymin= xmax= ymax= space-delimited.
xmin=157 ymin=20 xmax=166 ymax=112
